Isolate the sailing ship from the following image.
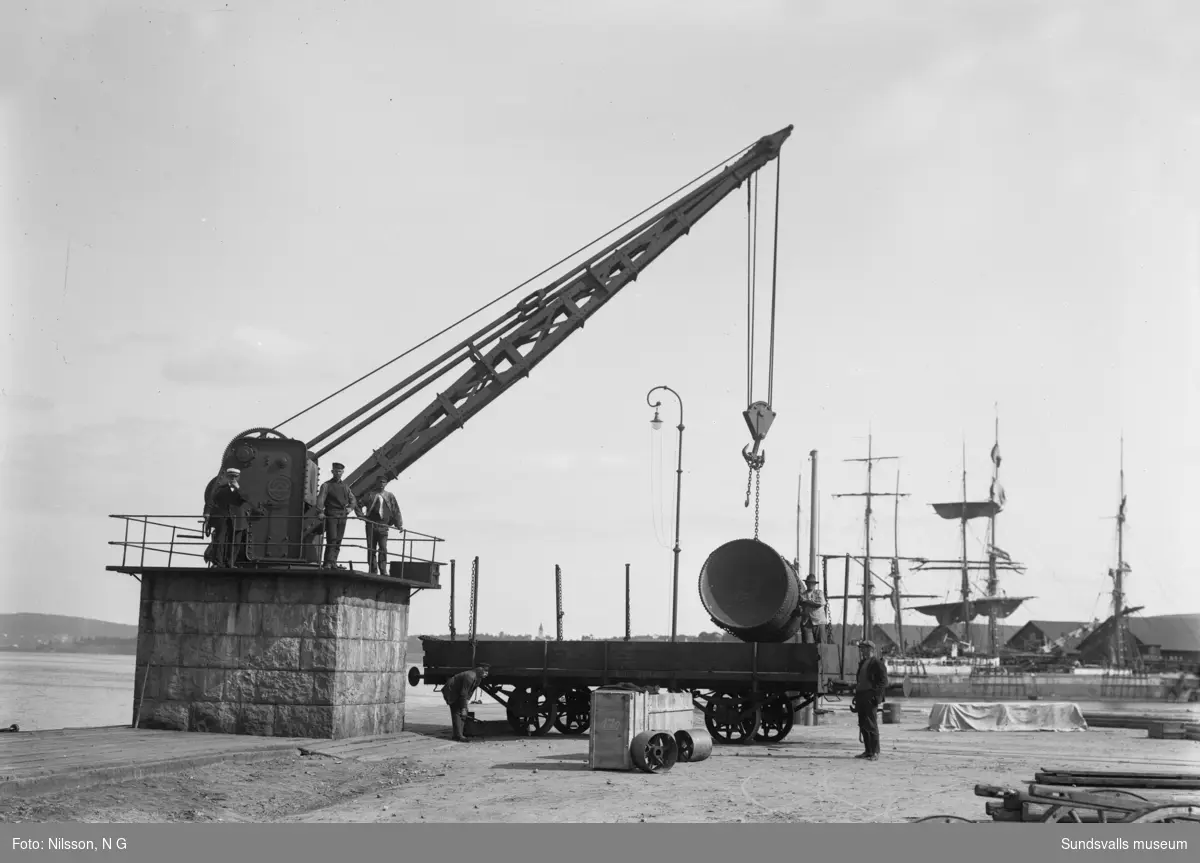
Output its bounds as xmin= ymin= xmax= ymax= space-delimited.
xmin=908 ymin=414 xmax=1032 ymax=658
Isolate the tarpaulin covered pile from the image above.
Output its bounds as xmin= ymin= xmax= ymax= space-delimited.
xmin=927 ymin=701 xmax=1088 ymax=732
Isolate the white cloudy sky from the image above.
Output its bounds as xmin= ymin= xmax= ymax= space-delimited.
xmin=3 ymin=0 xmax=1197 ymax=639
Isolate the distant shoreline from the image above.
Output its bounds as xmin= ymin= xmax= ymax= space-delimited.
xmin=0 ymin=647 xmax=136 ymax=658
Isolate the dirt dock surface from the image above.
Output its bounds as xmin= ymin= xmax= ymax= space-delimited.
xmin=2 ymin=693 xmax=1196 ymax=824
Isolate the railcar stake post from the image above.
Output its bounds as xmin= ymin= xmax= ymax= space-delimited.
xmin=556 ymin=564 xmax=563 ymax=641
xmin=625 ymin=563 xmax=631 ymax=641
xmin=449 ymin=559 xmax=456 ymax=641
xmin=842 ymin=553 xmax=851 ymax=680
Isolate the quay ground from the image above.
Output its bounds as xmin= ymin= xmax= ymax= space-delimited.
xmin=0 ymin=685 xmax=1195 ymax=824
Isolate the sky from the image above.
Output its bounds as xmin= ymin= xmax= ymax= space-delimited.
xmin=3 ymin=0 xmax=1198 ymax=643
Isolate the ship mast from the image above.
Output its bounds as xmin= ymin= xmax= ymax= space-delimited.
xmin=1110 ymin=437 xmax=1129 ymax=668
xmin=959 ymin=442 xmax=971 ymax=643
xmin=892 ymin=469 xmax=905 ymax=652
xmin=834 ymin=433 xmax=904 ymax=638
xmin=986 ymin=410 xmax=1001 ymax=655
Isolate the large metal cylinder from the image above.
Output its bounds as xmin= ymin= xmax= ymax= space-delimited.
xmin=698 ymin=538 xmax=805 ymax=643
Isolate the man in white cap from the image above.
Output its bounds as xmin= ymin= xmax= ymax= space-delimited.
xmin=204 ymin=468 xmax=249 ymax=567
xmin=798 ymin=573 xmax=828 ymax=644
xmin=356 ymin=475 xmax=403 ymax=576
xmin=316 ymin=462 xmax=357 ymax=569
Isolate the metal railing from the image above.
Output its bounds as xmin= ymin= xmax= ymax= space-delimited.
xmin=108 ymin=512 xmax=444 ymax=572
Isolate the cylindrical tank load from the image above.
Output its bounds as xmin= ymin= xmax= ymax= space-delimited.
xmin=698 ymin=538 xmax=805 ymax=643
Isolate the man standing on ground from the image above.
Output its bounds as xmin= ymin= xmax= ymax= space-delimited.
xmin=316 ymin=462 xmax=357 ymax=569
xmin=852 ymin=639 xmax=888 ymax=760
xmin=442 ymin=664 xmax=490 ymax=742
xmin=799 ymin=573 xmax=827 ymax=644
xmin=357 ymin=476 xmax=403 ymax=576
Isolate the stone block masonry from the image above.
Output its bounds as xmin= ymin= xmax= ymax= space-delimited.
xmin=132 ymin=569 xmax=412 ymax=739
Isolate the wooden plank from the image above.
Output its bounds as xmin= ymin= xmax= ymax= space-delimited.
xmin=0 ymin=726 xmax=316 ymax=797
xmin=755 ymin=642 xmax=820 ymax=674
xmin=1032 ymin=772 xmax=1200 ymax=787
xmin=545 ymin=642 xmax=607 ymax=669
xmin=1036 ymin=771 xmax=1200 ymax=790
xmin=1026 ymin=784 xmax=1164 ymax=811
xmin=0 ymin=748 xmax=302 ymax=798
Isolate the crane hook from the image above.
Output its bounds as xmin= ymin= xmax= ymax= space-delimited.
xmin=741 ymin=400 xmax=775 ymax=472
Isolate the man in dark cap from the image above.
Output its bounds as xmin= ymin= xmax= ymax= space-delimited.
xmin=852 ymin=640 xmax=889 ymax=760
xmin=441 ymin=664 xmax=490 ymax=742
xmin=204 ymin=468 xmax=249 ymax=567
xmin=799 ymin=573 xmax=827 ymax=644
xmin=316 ymin=462 xmax=357 ymax=569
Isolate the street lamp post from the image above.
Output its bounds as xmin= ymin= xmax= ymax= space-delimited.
xmin=646 ymin=385 xmax=684 ymax=643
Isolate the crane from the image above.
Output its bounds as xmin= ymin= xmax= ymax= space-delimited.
xmin=209 ymin=125 xmax=795 ymax=567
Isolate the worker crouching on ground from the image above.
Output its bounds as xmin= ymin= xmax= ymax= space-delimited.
xmin=851 ymin=640 xmax=889 ymax=760
xmin=442 ymin=664 xmax=490 ymax=742
xmin=799 ymin=573 xmax=827 ymax=643
xmin=356 ymin=476 xmax=402 ymax=576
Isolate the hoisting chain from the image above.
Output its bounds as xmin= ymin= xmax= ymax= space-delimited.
xmin=745 ymin=466 xmax=762 ymax=540
xmin=469 ymin=557 xmax=479 ymax=642
xmin=754 ymin=469 xmax=761 ymax=540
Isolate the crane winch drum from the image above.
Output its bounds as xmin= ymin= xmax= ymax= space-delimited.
xmin=698 ymin=538 xmax=806 ymax=643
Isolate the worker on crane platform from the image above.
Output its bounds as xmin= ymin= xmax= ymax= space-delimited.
xmin=315 ymin=462 xmax=357 ymax=569
xmin=356 ymin=476 xmax=403 ymax=576
xmin=204 ymin=468 xmax=249 ymax=568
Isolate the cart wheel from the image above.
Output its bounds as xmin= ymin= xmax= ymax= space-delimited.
xmin=1124 ymin=805 xmax=1200 ymax=823
xmin=914 ymin=815 xmax=977 ymax=824
xmin=506 ymin=686 xmax=558 ymax=737
xmin=704 ymin=692 xmax=760 ymax=745
xmin=754 ymin=694 xmax=794 ymax=742
xmin=630 ymin=731 xmax=679 ymax=774
xmin=553 ymin=686 xmax=591 ymax=735
xmin=675 ymin=728 xmax=713 ymax=763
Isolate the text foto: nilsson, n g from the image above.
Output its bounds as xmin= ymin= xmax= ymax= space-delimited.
xmin=12 ymin=837 xmax=129 ymax=852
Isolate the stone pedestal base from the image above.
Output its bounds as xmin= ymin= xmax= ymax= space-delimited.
xmin=132 ymin=568 xmax=413 ymax=739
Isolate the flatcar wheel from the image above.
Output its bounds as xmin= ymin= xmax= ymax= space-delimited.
xmin=506 ymin=686 xmax=558 ymax=737
xmin=754 ymin=695 xmax=794 ymax=742
xmin=704 ymin=693 xmax=760 ymax=745
xmin=553 ymin=686 xmax=592 ymax=735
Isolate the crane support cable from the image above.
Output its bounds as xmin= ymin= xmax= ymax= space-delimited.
xmin=746 ymin=182 xmax=752 ymax=406
xmin=746 ymin=174 xmax=759 ymax=407
xmin=766 ymin=153 xmax=782 ymax=409
xmin=745 ymin=153 xmax=783 ymax=408
xmin=276 ymin=138 xmax=756 ymax=437
xmin=306 ymin=140 xmax=761 ymax=456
